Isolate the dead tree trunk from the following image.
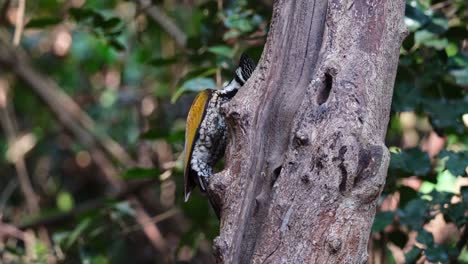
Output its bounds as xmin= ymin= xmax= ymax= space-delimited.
xmin=208 ymin=0 xmax=407 ymax=263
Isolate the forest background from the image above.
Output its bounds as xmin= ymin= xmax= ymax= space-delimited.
xmin=0 ymin=0 xmax=467 ymax=263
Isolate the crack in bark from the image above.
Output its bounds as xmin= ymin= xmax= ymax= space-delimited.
xmin=261 ymin=240 xmax=282 ymax=264
xmin=336 ymin=146 xmax=348 ymax=193
xmin=317 ymin=71 xmax=333 ymax=105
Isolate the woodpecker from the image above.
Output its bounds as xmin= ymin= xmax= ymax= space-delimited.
xmin=183 ymin=54 xmax=256 ymax=210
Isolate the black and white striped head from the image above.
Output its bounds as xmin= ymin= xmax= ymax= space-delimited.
xmin=223 ymin=53 xmax=256 ymax=92
xmin=235 ymin=53 xmax=256 ymax=85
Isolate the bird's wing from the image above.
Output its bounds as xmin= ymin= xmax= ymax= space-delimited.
xmin=184 ymin=89 xmax=212 ymax=202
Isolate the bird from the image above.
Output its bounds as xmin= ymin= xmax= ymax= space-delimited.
xmin=183 ymin=53 xmax=256 ymax=216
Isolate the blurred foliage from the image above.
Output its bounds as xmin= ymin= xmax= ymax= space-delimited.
xmin=378 ymin=0 xmax=468 ymax=263
xmin=0 ymin=0 xmax=466 ymax=263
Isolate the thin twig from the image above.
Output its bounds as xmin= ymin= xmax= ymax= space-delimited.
xmin=13 ymin=0 xmax=25 ymax=46
xmin=0 ymin=0 xmax=12 ymax=26
xmin=432 ymin=0 xmax=455 ymax=10
xmin=457 ymin=225 xmax=467 ymax=254
xmin=0 ymin=221 xmax=25 ymax=240
xmin=134 ymin=0 xmax=187 ymax=48
xmin=0 ymin=178 xmax=18 ymax=218
xmin=19 ymin=178 xmax=160 ymax=229
xmin=120 ymin=208 xmax=179 ymax=235
xmin=449 ymin=224 xmax=468 ymax=264
xmin=0 ymin=77 xmax=38 ymax=213
xmin=131 ymin=198 xmax=170 ymax=255
xmin=0 ymin=76 xmax=55 ymax=263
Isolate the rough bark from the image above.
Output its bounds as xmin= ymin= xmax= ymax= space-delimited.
xmin=208 ymin=0 xmax=407 ymax=263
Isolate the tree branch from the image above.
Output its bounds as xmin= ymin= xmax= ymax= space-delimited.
xmin=134 ymin=0 xmax=187 ymax=48
xmin=0 ymin=221 xmax=25 ymax=240
xmin=0 ymin=0 xmax=11 ymax=26
xmin=19 ymin=178 xmax=160 ymax=229
xmin=0 ymin=77 xmax=38 ymax=213
xmin=12 ymin=0 xmax=25 ymax=46
xmin=0 ymin=76 xmax=56 ymax=262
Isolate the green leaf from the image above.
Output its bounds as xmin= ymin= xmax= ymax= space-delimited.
xmin=99 ymin=89 xmax=117 ymax=108
xmin=69 ymin=8 xmax=95 ymax=21
xmin=389 ymin=148 xmax=431 ymax=177
xmin=148 ymin=57 xmax=179 ymax=67
xmin=26 ymin=17 xmax=62 ymax=28
xmin=225 ymin=15 xmax=254 ymax=32
xmin=428 ymin=190 xmax=454 ymax=206
xmin=65 ymin=218 xmax=92 ymax=248
xmin=90 ymin=255 xmax=109 ymax=264
xmin=424 ymin=99 xmax=467 ymax=134
xmin=416 ymin=229 xmax=434 ymax=246
xmin=112 ymin=201 xmax=135 ymax=217
xmin=372 ymin=211 xmax=394 ymax=232
xmin=101 ymin=17 xmax=121 ymax=29
xmin=438 ymin=150 xmax=468 ymax=176
xmin=415 ymin=30 xmax=436 ymax=45
xmin=179 ymin=68 xmax=218 ymax=83
xmin=446 ymin=26 xmax=468 ymax=41
xmin=57 ymin=191 xmax=74 ymax=212
xmin=445 ymin=43 xmax=458 ymax=57
xmin=108 ymin=39 xmax=125 ymax=51
xmin=4 ymin=244 xmax=25 ymax=256
xmin=461 ymin=186 xmax=468 ymax=204
xmin=171 ymin=77 xmax=216 ymax=103
xmin=415 ymin=30 xmax=448 ymax=49
xmin=425 ymin=245 xmax=452 ymax=263
xmin=405 ymin=246 xmax=422 ymax=263
xmin=398 ymin=186 xmax=419 ymax=207
xmin=122 ymin=167 xmax=159 ymax=180
xmin=34 ymin=241 xmax=48 ymax=260
xmin=223 ymin=29 xmax=241 ymax=40
xmin=80 ymin=250 xmax=109 ymax=264
xmin=167 ymin=130 xmax=186 ymax=143
xmin=385 ymin=246 xmax=397 ymax=264
xmin=388 ymin=230 xmax=408 ymax=248
xmin=397 ymin=198 xmax=430 ymax=229
xmin=207 ymin=45 xmax=233 ymax=58
xmin=140 ymin=128 xmax=184 ymax=143
xmin=443 ymin=202 xmax=467 ymax=227
xmin=450 ymin=68 xmax=468 ymax=86
xmin=424 ymin=37 xmax=449 ymax=50
xmin=426 ymin=17 xmax=448 ymax=34
xmin=405 ymin=4 xmax=430 ymax=30
xmin=52 ymin=231 xmax=69 ymax=245
xmin=139 ymin=129 xmax=169 ymax=140
xmin=392 ymin=82 xmax=421 ymax=112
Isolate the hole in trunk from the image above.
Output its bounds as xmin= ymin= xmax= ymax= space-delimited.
xmin=317 ymin=71 xmax=333 ymax=105
xmin=272 ymin=165 xmax=283 ymax=185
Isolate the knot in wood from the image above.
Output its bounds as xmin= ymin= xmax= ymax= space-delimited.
xmin=209 ymin=172 xmax=228 ymax=193
xmin=360 ymin=253 xmax=369 ymax=264
xmin=355 ymin=184 xmax=382 ymax=204
xmin=223 ymin=105 xmax=238 ymax=118
xmin=293 ymin=131 xmax=310 ymax=147
xmin=301 ymin=173 xmax=311 ymax=184
xmin=328 ymin=237 xmax=342 ymax=254
xmin=213 ymin=236 xmax=227 ymax=261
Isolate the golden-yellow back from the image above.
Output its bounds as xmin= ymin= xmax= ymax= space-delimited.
xmin=184 ymin=89 xmax=212 ymax=194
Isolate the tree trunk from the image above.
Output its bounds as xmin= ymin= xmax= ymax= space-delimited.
xmin=208 ymin=0 xmax=407 ymax=263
